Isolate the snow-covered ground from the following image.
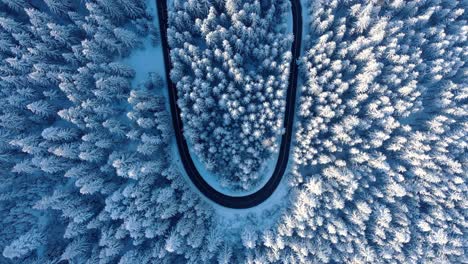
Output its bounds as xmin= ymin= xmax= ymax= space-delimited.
xmin=121 ymin=0 xmax=165 ymax=90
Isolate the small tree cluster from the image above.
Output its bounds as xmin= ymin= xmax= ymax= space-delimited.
xmin=169 ymin=0 xmax=293 ymax=191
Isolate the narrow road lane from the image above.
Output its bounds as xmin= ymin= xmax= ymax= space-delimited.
xmin=157 ymin=0 xmax=302 ymax=209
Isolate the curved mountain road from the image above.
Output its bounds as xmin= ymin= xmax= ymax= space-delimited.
xmin=156 ymin=0 xmax=302 ymax=209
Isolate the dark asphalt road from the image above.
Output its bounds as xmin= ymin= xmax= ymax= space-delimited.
xmin=156 ymin=0 xmax=302 ymax=208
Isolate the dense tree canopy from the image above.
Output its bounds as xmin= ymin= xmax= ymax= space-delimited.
xmin=286 ymin=0 xmax=466 ymax=262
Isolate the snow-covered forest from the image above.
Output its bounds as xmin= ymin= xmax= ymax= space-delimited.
xmin=168 ymin=0 xmax=293 ymax=191
xmin=0 ymin=0 xmax=216 ymax=263
xmin=287 ymin=0 xmax=466 ymax=262
xmin=0 ymin=0 xmax=466 ymax=263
